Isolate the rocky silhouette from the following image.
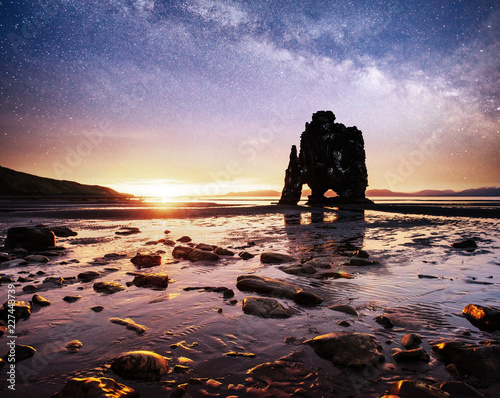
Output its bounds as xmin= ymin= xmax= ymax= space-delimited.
xmin=279 ymin=111 xmax=371 ymax=205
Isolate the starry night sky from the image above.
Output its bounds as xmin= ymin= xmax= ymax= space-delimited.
xmin=0 ymin=0 xmax=499 ymax=196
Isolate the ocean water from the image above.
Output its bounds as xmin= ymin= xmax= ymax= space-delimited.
xmin=0 ymin=198 xmax=499 ymax=396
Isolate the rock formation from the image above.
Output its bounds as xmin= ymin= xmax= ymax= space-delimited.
xmin=278 ymin=111 xmax=371 ymax=205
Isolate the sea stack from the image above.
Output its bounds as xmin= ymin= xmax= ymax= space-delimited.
xmin=278 ymin=111 xmax=372 ymax=206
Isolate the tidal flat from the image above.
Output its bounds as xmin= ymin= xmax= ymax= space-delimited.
xmin=0 ymin=200 xmax=499 ymax=397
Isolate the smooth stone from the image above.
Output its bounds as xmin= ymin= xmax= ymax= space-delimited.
xmin=78 ymin=270 xmax=101 ymax=282
xmin=375 ymin=315 xmax=394 ymax=328
xmin=303 ymin=257 xmax=331 ymax=268
xmin=279 ymin=264 xmax=316 ymax=275
xmin=23 ymin=285 xmax=39 ymax=292
xmin=65 ymin=340 xmax=83 ymax=352
xmin=5 ymin=227 xmax=56 ymax=251
xmin=214 ymin=247 xmax=234 ymax=256
xmin=174 ymin=365 xmax=190 ymax=373
xmin=224 ymin=351 xmax=256 ymax=358
xmin=401 ymin=333 xmax=422 ymax=349
xmin=111 ymin=351 xmax=169 ymax=380
xmin=2 ymin=259 xmax=28 ymax=267
xmin=304 ymin=332 xmax=384 ymax=369
xmin=172 ymin=246 xmax=194 ymax=259
xmin=0 ymin=253 xmax=11 ymax=262
xmin=51 ymin=377 xmax=139 ymax=398
xmin=12 ymin=344 xmax=36 ymax=361
xmin=51 ymin=226 xmax=78 ymax=237
xmin=260 ymin=252 xmax=296 ymax=264
xmin=0 ymin=300 xmax=31 ymax=320
xmin=110 ymin=317 xmax=146 ymax=334
xmin=0 ymin=276 xmax=13 ymax=282
xmin=338 ymin=320 xmax=351 ymax=327
xmin=462 ymin=304 xmax=500 ymax=331
xmin=195 ymin=243 xmax=217 ymax=251
xmin=439 ymin=381 xmax=485 ymax=398
xmin=242 ymin=297 xmax=292 ymax=318
xmin=162 ymin=239 xmax=175 ymax=246
xmin=13 ymin=248 xmax=29 ymax=255
xmin=63 ymin=295 xmax=82 ymax=303
xmin=432 ymin=340 xmax=500 ymax=374
xmin=93 ymin=281 xmax=125 ymax=294
xmin=392 ymin=347 xmax=430 ymax=362
xmin=115 ymin=227 xmax=140 ymax=236
xmin=238 ymin=251 xmax=254 ymax=260
xmin=347 ymin=258 xmax=377 ymax=266
xmin=187 ymin=249 xmax=219 ymax=262
xmin=130 ymin=253 xmax=161 ymax=268
xmin=353 ymin=250 xmax=369 ymax=258
xmin=452 ymin=239 xmax=477 ymax=249
xmin=388 ymin=380 xmax=450 ymax=398
xmin=44 ymin=276 xmax=64 ymax=285
xmin=177 ymin=236 xmax=192 ymax=243
xmin=91 ymin=306 xmax=104 ymax=312
xmin=236 ymin=274 xmax=322 ymax=305
xmin=132 ymin=273 xmax=169 ymax=289
xmin=164 ymin=230 xmax=171 ymax=234
xmin=25 ymin=255 xmax=50 ymax=263
xmin=328 ymin=304 xmax=358 ymax=316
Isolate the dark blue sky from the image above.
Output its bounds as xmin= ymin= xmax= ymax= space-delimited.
xmin=0 ymin=0 xmax=498 ymax=195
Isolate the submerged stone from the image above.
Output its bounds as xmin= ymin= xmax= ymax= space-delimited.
xmin=242 ymin=297 xmax=292 ymax=318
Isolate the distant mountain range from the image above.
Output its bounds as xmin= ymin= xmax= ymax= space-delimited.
xmin=0 ymin=166 xmax=126 ymax=197
xmin=225 ymin=187 xmax=500 ymax=197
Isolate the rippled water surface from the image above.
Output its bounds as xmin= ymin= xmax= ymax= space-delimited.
xmin=0 ymin=203 xmax=499 ymax=397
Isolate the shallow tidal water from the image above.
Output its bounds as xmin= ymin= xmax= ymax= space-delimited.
xmin=0 ymin=205 xmax=499 ymax=397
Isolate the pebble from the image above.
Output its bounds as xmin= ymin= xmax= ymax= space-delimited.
xmin=63 ymin=295 xmax=82 ymax=303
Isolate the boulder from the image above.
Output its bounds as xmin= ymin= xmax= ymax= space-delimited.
xmin=278 ymin=111 xmax=371 ymax=205
xmin=78 ymin=271 xmax=101 ymax=282
xmin=187 ymin=249 xmax=219 ymax=262
xmin=236 ymin=275 xmax=322 ymax=305
xmin=0 ymin=300 xmax=31 ymax=321
xmin=132 ymin=273 xmax=169 ymax=289
xmin=51 ymin=377 xmax=139 ymax=398
xmin=432 ymin=340 xmax=500 ymax=374
xmin=260 ymin=252 xmax=296 ymax=264
xmin=5 ymin=227 xmax=56 ymax=251
xmin=111 ymin=351 xmax=169 ymax=380
xmin=11 ymin=344 xmax=36 ymax=361
xmin=172 ymin=246 xmax=194 ymax=259
xmin=238 ymin=251 xmax=254 ymax=260
xmin=401 ymin=333 xmax=422 ymax=349
xmin=328 ymin=304 xmax=358 ymax=316
xmin=452 ymin=239 xmax=477 ymax=249
xmin=93 ymin=281 xmax=125 ymax=294
xmin=214 ymin=247 xmax=234 ymax=256
xmin=462 ymin=304 xmax=500 ymax=331
xmin=392 ymin=347 xmax=430 ymax=362
xmin=304 ymin=332 xmax=384 ymax=369
xmin=303 ymin=257 xmax=331 ymax=268
xmin=50 ymin=226 xmax=77 ymax=237
xmin=32 ymin=294 xmax=51 ymax=306
xmin=63 ymin=295 xmax=82 ymax=303
xmin=130 ymin=253 xmax=161 ymax=268
xmin=242 ymin=297 xmax=292 ymax=318
xmin=195 ymin=243 xmax=217 ymax=251
xmin=387 ymin=380 xmax=450 ymax=398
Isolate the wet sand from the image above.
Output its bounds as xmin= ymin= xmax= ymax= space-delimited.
xmin=0 ymin=200 xmax=499 ymax=397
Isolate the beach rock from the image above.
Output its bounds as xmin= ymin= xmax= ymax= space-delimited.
xmin=161 ymin=239 xmax=175 ymax=246
xmin=44 ymin=276 xmax=64 ymax=285
xmin=303 ymin=257 xmax=331 ymax=268
xmin=347 ymin=258 xmax=377 ymax=266
xmin=111 ymin=351 xmax=169 ymax=380
xmin=0 ymin=276 xmax=13 ymax=282
xmin=65 ymin=340 xmax=83 ymax=353
xmin=132 ymin=273 xmax=169 ymax=289
xmin=0 ymin=253 xmax=11 ymax=262
xmin=11 ymin=344 xmax=36 ymax=361
xmin=393 ymin=347 xmax=430 ymax=362
xmin=5 ymin=227 xmax=56 ymax=251
xmin=278 ymin=111 xmax=370 ymax=205
xmin=432 ymin=340 xmax=500 ymax=374
xmin=462 ymin=304 xmax=500 ymax=331
xmin=110 ymin=317 xmax=146 ymax=334
xmin=224 ymin=351 xmax=256 ymax=358
xmin=353 ymin=250 xmax=369 ymax=258
xmin=25 ymin=254 xmax=50 ymax=263
xmin=115 ymin=227 xmax=140 ymax=236
xmin=387 ymin=380 xmax=450 ymax=398
xmin=0 ymin=300 xmax=31 ymax=321
xmin=375 ymin=315 xmax=394 ymax=328
xmin=401 ymin=333 xmax=422 ymax=349
xmin=260 ymin=252 xmax=296 ymax=264
xmin=242 ymin=297 xmax=292 ymax=318
xmin=52 ymin=377 xmax=139 ymax=398
xmin=279 ymin=263 xmax=316 ymax=275
xmin=130 ymin=253 xmax=161 ymax=268
xmin=452 ymin=239 xmax=477 ymax=249
xmin=236 ymin=274 xmax=323 ymax=305
xmin=238 ymin=251 xmax=254 ymax=260
xmin=439 ymin=381 xmax=485 ymax=398
xmin=2 ymin=258 xmax=28 ymax=267
xmin=177 ymin=236 xmax=192 ymax=243
xmin=328 ymin=304 xmax=358 ymax=316
xmin=91 ymin=306 xmax=104 ymax=312
xmin=78 ymin=270 xmax=101 ymax=282
xmin=304 ymin=332 xmax=384 ymax=369
xmin=187 ymin=249 xmax=219 ymax=262
xmin=93 ymin=281 xmax=125 ymax=294
xmin=172 ymin=246 xmax=194 ymax=259
xmin=51 ymin=226 xmax=77 ymax=237
xmin=23 ymin=285 xmax=39 ymax=292
xmin=214 ymin=247 xmax=234 ymax=256
xmin=195 ymin=243 xmax=217 ymax=251
xmin=63 ymin=295 xmax=82 ymax=303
